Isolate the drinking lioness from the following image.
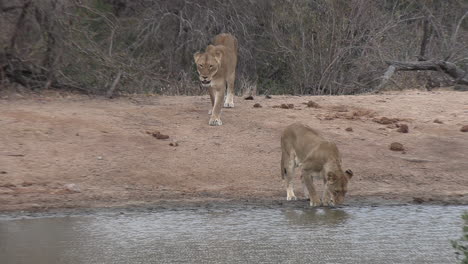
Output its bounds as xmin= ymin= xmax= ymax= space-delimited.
xmin=281 ymin=122 xmax=353 ymax=206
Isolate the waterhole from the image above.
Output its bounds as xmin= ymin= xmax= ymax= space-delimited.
xmin=0 ymin=205 xmax=466 ymax=264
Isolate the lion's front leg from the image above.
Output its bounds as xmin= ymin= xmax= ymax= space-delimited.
xmin=209 ymin=87 xmax=224 ymax=126
xmin=303 ymin=170 xmax=321 ymax=207
xmin=321 ymin=187 xmax=335 ymax=207
xmin=208 ymin=87 xmax=215 ymax=115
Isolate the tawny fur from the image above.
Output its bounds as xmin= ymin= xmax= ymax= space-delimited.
xmin=281 ymin=122 xmax=353 ymax=207
xmin=194 ymin=33 xmax=238 ymax=126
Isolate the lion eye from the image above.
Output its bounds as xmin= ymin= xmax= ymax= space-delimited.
xmin=199 ymin=64 xmax=204 ymax=68
xmin=209 ymin=65 xmax=213 ymax=68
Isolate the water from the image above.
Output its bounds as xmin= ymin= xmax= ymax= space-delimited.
xmin=0 ymin=205 xmax=466 ymax=264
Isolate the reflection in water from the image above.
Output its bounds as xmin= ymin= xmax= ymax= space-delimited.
xmin=0 ymin=205 xmax=466 ymax=264
xmin=283 ymin=208 xmax=349 ymax=227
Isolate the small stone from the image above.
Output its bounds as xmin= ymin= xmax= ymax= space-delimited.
xmin=306 ymin=100 xmax=320 ymax=108
xmin=244 ymin=95 xmax=254 ymax=100
xmin=389 ymin=142 xmax=404 ymax=151
xmin=454 ymin=84 xmax=468 ymax=91
xmin=345 ymin=127 xmax=353 ymax=132
xmin=253 ymin=103 xmax=262 ymax=108
xmin=433 ymin=119 xmax=443 ymax=124
xmin=169 ymin=141 xmax=179 ymax=147
xmin=64 ymin=183 xmax=81 ymax=193
xmin=374 ymin=117 xmax=398 ymax=125
xmin=397 ymin=124 xmax=409 ymax=133
xmin=147 ymin=131 xmax=170 ymax=139
xmin=265 ymin=95 xmax=272 ymax=99
xmin=0 ymin=171 xmax=7 ymax=174
xmin=461 ymin=125 xmax=468 ymax=132
xmin=0 ymin=183 xmax=16 ymax=188
xmin=97 ymin=156 xmax=103 ymax=160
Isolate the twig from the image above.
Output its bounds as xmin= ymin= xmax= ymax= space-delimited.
xmin=106 ymin=70 xmax=123 ymax=98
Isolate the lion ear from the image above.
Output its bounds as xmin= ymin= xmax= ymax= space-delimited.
xmin=345 ymin=169 xmax=353 ymax=179
xmin=193 ymin=52 xmax=202 ymax=62
xmin=327 ymin=172 xmax=337 ymax=182
xmin=214 ymin=50 xmax=223 ymax=64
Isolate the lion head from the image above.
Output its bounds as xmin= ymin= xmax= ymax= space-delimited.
xmin=193 ymin=45 xmax=223 ymax=88
xmin=325 ymin=169 xmax=353 ymax=205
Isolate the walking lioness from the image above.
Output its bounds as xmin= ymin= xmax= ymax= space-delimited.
xmin=281 ymin=123 xmax=353 ymax=207
xmin=194 ymin=33 xmax=238 ymax=126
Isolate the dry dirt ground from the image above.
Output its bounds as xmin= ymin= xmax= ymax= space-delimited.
xmin=0 ymin=89 xmax=467 ymax=212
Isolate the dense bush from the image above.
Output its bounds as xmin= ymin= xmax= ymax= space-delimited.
xmin=1 ymin=0 xmax=467 ymax=95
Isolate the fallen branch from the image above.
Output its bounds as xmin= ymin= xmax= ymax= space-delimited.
xmin=1 ymin=52 xmax=87 ymax=93
xmin=375 ymin=60 xmax=468 ymax=92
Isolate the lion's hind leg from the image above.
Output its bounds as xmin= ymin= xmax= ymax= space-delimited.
xmin=224 ymin=73 xmax=235 ymax=108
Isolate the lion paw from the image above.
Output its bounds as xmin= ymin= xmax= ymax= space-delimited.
xmin=286 ymin=195 xmax=297 ymax=201
xmin=310 ymin=200 xmax=321 ymax=207
xmin=208 ymin=109 xmax=212 ymax=115
xmin=209 ymin=118 xmax=223 ymax=126
xmin=223 ymin=101 xmax=234 ymax=108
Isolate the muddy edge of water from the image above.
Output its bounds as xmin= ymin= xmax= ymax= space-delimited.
xmin=1 ymin=195 xmax=467 ymax=219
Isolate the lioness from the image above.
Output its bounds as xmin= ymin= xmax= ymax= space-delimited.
xmin=194 ymin=33 xmax=238 ymax=126
xmin=281 ymin=122 xmax=353 ymax=207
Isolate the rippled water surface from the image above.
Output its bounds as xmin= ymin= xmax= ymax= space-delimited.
xmin=0 ymin=205 xmax=466 ymax=264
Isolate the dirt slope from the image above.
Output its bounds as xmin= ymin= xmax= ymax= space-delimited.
xmin=0 ymin=90 xmax=467 ymax=211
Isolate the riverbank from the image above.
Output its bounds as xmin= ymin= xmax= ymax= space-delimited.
xmin=1 ymin=89 xmax=467 ymax=211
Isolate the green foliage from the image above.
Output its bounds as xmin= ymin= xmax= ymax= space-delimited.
xmin=452 ymin=212 xmax=468 ymax=264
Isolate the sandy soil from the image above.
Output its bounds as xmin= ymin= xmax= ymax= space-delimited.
xmin=0 ymin=89 xmax=467 ymax=212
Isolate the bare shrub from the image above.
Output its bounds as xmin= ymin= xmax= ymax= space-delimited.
xmin=1 ymin=0 xmax=467 ymax=95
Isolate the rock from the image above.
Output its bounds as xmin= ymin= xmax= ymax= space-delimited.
xmin=274 ymin=104 xmax=293 ymax=109
xmin=97 ymin=156 xmax=103 ymax=160
xmin=433 ymin=119 xmax=443 ymax=124
xmin=334 ymin=105 xmax=348 ymax=112
xmin=253 ymin=103 xmax=262 ymax=108
xmin=461 ymin=125 xmax=468 ymax=132
xmin=345 ymin=127 xmax=353 ymax=132
xmin=0 ymin=171 xmax=7 ymax=174
xmin=0 ymin=183 xmax=16 ymax=188
xmin=389 ymin=142 xmax=404 ymax=151
xmin=169 ymin=141 xmax=179 ymax=147
xmin=454 ymin=84 xmax=468 ymax=91
xmin=265 ymin=95 xmax=272 ymax=99
xmin=306 ymin=100 xmax=320 ymax=108
xmin=374 ymin=117 xmax=399 ymax=124
xmin=244 ymin=95 xmax=254 ymax=100
xmin=397 ymin=124 xmax=409 ymax=133
xmin=147 ymin=130 xmax=170 ymax=139
xmin=64 ymin=183 xmax=81 ymax=193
